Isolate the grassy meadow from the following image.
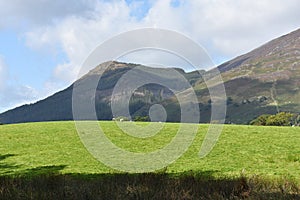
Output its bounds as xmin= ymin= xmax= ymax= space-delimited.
xmin=0 ymin=121 xmax=300 ymax=199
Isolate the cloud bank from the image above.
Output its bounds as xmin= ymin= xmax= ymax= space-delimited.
xmin=22 ymin=0 xmax=300 ymax=82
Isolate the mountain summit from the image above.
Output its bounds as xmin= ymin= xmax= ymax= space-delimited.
xmin=1 ymin=28 xmax=300 ymax=124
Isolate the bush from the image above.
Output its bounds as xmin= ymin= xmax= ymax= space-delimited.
xmin=250 ymin=112 xmax=294 ymax=126
xmin=265 ymin=112 xmax=294 ymax=126
xmin=250 ymin=114 xmax=271 ymax=126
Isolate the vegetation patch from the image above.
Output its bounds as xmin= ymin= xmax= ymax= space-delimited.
xmin=250 ymin=112 xmax=299 ymax=126
xmin=1 ymin=173 xmax=300 ymax=200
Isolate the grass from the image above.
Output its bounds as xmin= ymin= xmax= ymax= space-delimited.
xmin=1 ymin=121 xmax=300 ymax=178
xmin=0 ymin=121 xmax=300 ymax=199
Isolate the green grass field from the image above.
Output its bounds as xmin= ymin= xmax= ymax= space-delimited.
xmin=0 ymin=121 xmax=299 ymax=179
xmin=1 ymin=121 xmax=300 ymax=199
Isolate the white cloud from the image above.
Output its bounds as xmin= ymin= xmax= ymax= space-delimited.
xmin=23 ymin=0 xmax=300 ymax=84
xmin=188 ymin=0 xmax=300 ymax=56
xmin=0 ymin=56 xmax=39 ymax=112
xmin=0 ymin=84 xmax=39 ymax=113
xmin=25 ymin=0 xmax=138 ymax=83
xmin=0 ymin=0 xmax=96 ymax=29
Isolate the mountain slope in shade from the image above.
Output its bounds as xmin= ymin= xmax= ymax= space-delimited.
xmin=1 ymin=28 xmax=300 ymax=124
xmin=0 ymin=61 xmax=203 ymax=124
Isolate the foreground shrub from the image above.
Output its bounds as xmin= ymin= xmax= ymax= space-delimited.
xmin=0 ymin=173 xmax=299 ymax=200
xmin=250 ymin=112 xmax=294 ymax=126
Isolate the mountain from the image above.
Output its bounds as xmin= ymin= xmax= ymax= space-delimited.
xmin=0 ymin=61 xmax=203 ymax=124
xmin=208 ymin=28 xmax=300 ymax=123
xmin=1 ymin=28 xmax=300 ymax=124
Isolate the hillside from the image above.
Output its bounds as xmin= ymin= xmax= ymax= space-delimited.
xmin=216 ymin=28 xmax=300 ymax=123
xmin=0 ymin=61 xmax=203 ymax=124
xmin=1 ymin=28 xmax=300 ymax=124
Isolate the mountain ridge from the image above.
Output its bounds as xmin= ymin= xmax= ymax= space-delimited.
xmin=217 ymin=28 xmax=300 ymax=74
xmin=1 ymin=28 xmax=300 ymax=124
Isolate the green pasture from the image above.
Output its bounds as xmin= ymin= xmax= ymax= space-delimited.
xmin=0 ymin=121 xmax=299 ymax=181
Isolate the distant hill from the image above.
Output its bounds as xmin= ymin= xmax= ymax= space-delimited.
xmin=1 ymin=28 xmax=300 ymax=124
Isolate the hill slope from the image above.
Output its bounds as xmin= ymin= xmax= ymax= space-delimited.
xmin=210 ymin=28 xmax=300 ymax=123
xmin=0 ymin=61 xmax=203 ymax=124
xmin=1 ymin=29 xmax=300 ymax=124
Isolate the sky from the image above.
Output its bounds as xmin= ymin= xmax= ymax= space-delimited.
xmin=0 ymin=0 xmax=300 ymax=113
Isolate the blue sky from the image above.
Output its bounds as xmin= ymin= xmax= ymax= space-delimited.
xmin=0 ymin=0 xmax=300 ymax=113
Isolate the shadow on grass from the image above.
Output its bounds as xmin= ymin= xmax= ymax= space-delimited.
xmin=0 ymin=154 xmax=21 ymax=174
xmin=0 ymin=169 xmax=299 ymax=200
xmin=0 ymin=154 xmax=66 ymax=177
xmin=0 ymin=154 xmax=15 ymax=161
xmin=0 ymin=154 xmax=299 ymax=199
xmin=15 ymin=165 xmax=67 ymax=177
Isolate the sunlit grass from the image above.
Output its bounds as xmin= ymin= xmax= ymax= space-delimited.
xmin=0 ymin=121 xmax=299 ymax=181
